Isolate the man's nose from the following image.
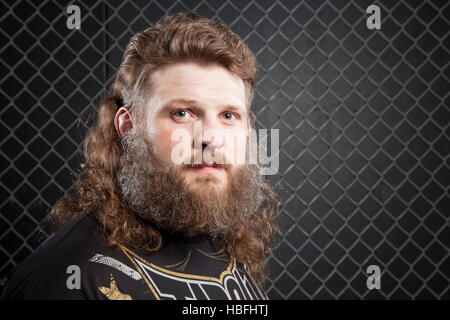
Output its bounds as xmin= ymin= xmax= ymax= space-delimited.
xmin=193 ymin=118 xmax=224 ymax=150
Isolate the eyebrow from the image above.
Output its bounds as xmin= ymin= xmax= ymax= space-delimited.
xmin=161 ymin=98 xmax=246 ymax=113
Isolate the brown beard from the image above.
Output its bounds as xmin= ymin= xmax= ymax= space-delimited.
xmin=117 ymin=127 xmax=264 ymax=238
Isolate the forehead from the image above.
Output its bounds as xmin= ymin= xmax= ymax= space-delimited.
xmin=148 ymin=62 xmax=247 ymax=110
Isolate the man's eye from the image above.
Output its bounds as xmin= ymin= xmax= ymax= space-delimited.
xmin=173 ymin=110 xmax=189 ymax=118
xmin=222 ymin=112 xmax=237 ymax=120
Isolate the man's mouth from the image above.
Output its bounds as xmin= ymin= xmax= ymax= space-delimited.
xmin=188 ymin=163 xmax=225 ymax=174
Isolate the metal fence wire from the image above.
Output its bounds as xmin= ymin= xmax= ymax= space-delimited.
xmin=0 ymin=0 xmax=449 ymax=299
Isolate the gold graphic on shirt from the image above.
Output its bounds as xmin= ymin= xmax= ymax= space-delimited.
xmin=98 ymin=273 xmax=133 ymax=300
xmin=119 ymin=244 xmax=233 ymax=284
xmin=164 ymin=249 xmax=192 ymax=271
xmin=118 ymin=244 xmax=267 ymax=300
xmin=196 ymin=246 xmax=228 ymax=262
xmin=118 ymin=244 xmax=234 ymax=300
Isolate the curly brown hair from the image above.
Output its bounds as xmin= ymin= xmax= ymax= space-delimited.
xmin=46 ymin=12 xmax=281 ymax=285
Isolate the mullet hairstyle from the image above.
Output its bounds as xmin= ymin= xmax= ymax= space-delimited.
xmin=46 ymin=12 xmax=280 ymax=285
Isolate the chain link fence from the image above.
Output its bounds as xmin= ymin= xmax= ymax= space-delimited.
xmin=0 ymin=0 xmax=449 ymax=299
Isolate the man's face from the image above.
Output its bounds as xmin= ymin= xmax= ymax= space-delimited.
xmin=144 ymin=62 xmax=248 ymax=193
xmin=116 ymin=62 xmax=263 ymax=237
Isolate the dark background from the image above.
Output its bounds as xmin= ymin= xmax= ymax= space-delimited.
xmin=0 ymin=0 xmax=449 ymax=299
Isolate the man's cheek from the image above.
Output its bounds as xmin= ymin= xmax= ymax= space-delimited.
xmin=169 ymin=128 xmax=193 ymax=165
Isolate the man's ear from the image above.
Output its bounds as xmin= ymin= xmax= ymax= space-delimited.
xmin=114 ymin=106 xmax=134 ymax=138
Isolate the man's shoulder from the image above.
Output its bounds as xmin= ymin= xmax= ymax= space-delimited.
xmin=30 ymin=210 xmax=105 ymax=263
xmin=2 ymin=210 xmax=112 ymax=299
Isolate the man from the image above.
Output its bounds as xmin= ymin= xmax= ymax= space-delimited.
xmin=3 ymin=12 xmax=280 ymax=300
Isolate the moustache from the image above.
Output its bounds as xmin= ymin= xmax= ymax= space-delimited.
xmin=182 ymin=162 xmax=231 ymax=170
xmin=179 ymin=149 xmax=236 ymax=170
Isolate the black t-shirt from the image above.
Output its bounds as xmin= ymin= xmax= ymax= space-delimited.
xmin=2 ymin=211 xmax=267 ymax=300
